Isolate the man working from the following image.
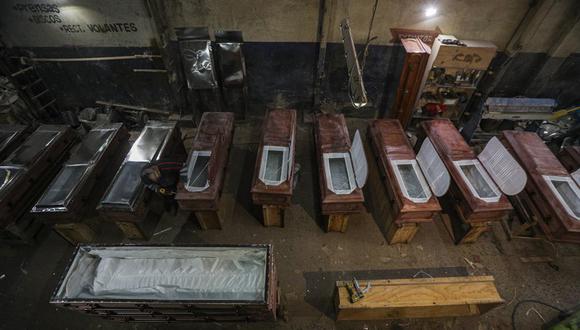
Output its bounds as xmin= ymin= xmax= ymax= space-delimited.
xmin=140 ymin=160 xmax=184 ymax=215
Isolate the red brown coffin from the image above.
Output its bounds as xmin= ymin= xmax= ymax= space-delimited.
xmin=98 ymin=121 xmax=186 ymax=223
xmin=558 ymin=146 xmax=580 ymax=173
xmin=315 ymin=113 xmax=365 ymax=215
xmin=251 ymin=109 xmax=297 ymax=207
xmin=0 ymin=125 xmax=76 ymax=229
xmin=31 ymin=123 xmax=129 ymax=222
xmin=0 ymin=125 xmax=28 ymax=162
xmin=368 ymin=119 xmax=441 ymax=224
xmin=418 ymin=119 xmax=512 ymax=223
xmin=501 ymin=131 xmax=580 ymax=243
xmin=176 ymin=112 xmax=235 ymax=211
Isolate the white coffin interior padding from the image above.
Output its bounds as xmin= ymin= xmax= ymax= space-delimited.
xmin=323 ymin=152 xmax=356 ymax=194
xmin=416 ymin=138 xmax=450 ymax=197
xmin=391 ymin=159 xmax=432 ymax=203
xmin=258 ymin=145 xmax=290 ymax=186
xmin=453 ymin=159 xmax=501 ymax=203
xmin=543 ymin=175 xmax=580 ymax=220
xmin=185 ymin=150 xmax=211 ymax=192
xmin=478 ymin=137 xmax=527 ymax=196
xmin=55 ymin=246 xmax=268 ymax=301
xmin=350 ymin=130 xmax=368 ymax=188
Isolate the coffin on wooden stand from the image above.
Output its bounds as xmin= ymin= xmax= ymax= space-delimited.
xmin=0 ymin=125 xmax=76 ymax=242
xmin=417 ymin=120 xmax=525 ymax=243
xmin=367 ymin=119 xmax=442 ymax=243
xmin=175 ymin=112 xmax=235 ymax=230
xmin=98 ymin=121 xmax=186 ymax=240
xmin=315 ymin=113 xmax=367 ymax=232
xmin=501 ymin=131 xmax=580 ymax=243
xmin=251 ymin=109 xmax=297 ymax=227
xmin=31 ymin=124 xmax=129 ymax=243
xmin=51 ymin=244 xmax=279 ymax=323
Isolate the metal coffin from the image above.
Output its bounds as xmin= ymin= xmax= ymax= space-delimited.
xmin=0 ymin=125 xmax=76 ymax=229
xmin=31 ymin=124 xmax=129 ymax=222
xmin=98 ymin=121 xmax=186 ymax=223
xmin=50 ymin=244 xmax=278 ymax=323
xmin=0 ymin=124 xmax=28 ymax=162
xmin=315 ymin=114 xmax=365 ymax=214
xmin=251 ymin=109 xmax=297 ymax=207
xmin=176 ymin=112 xmax=235 ymax=211
xmin=501 ymin=131 xmax=580 ymax=243
xmin=417 ymin=120 xmax=512 ymax=223
xmin=368 ymin=119 xmax=441 ymax=224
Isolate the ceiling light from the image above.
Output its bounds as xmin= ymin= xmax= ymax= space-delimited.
xmin=425 ymin=6 xmax=437 ymax=17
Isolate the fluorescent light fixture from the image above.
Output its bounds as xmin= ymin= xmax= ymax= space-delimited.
xmin=425 ymin=6 xmax=437 ymax=17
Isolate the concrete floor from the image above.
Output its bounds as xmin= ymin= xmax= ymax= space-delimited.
xmin=1 ymin=118 xmax=579 ymax=330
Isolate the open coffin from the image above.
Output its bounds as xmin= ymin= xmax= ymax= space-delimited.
xmin=315 ymin=113 xmax=367 ymax=215
xmin=501 ymin=131 xmax=580 ymax=243
xmin=418 ymin=120 xmax=526 ymax=223
xmin=32 ymin=123 xmax=128 ymax=220
xmin=251 ymin=109 xmax=297 ymax=206
xmin=98 ymin=121 xmax=184 ymax=222
xmin=176 ymin=112 xmax=234 ymax=211
xmin=51 ymin=244 xmax=278 ymax=322
xmin=368 ymin=119 xmax=442 ymax=224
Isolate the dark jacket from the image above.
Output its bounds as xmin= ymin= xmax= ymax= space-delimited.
xmin=141 ymin=160 xmax=183 ymax=196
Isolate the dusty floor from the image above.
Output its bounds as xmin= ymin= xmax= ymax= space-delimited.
xmin=1 ymin=118 xmax=579 ymax=330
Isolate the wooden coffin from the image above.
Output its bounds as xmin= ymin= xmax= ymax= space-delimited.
xmin=0 ymin=125 xmax=28 ymax=162
xmin=501 ymin=131 xmax=580 ymax=243
xmin=98 ymin=121 xmax=186 ymax=227
xmin=50 ymin=244 xmax=279 ymax=323
xmin=390 ymin=38 xmax=430 ymax=128
xmin=0 ymin=125 xmax=76 ymax=235
xmin=417 ymin=119 xmax=512 ymax=224
xmin=315 ymin=114 xmax=365 ymax=217
xmin=251 ymin=109 xmax=297 ymax=207
xmin=175 ymin=112 xmax=234 ymax=230
xmin=31 ymin=124 xmax=129 ymax=223
xmin=368 ymin=120 xmax=441 ymax=242
xmin=558 ymin=146 xmax=580 ymax=173
xmin=335 ymin=276 xmax=503 ymax=321
xmin=176 ymin=112 xmax=234 ymax=211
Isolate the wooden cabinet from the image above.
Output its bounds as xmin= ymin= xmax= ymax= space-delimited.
xmin=390 ymin=38 xmax=430 ymax=128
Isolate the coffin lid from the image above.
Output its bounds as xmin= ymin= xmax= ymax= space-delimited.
xmin=416 ymin=137 xmax=450 ymax=197
xmin=349 ymin=130 xmax=368 ymax=188
xmin=477 ymin=137 xmax=527 ymax=196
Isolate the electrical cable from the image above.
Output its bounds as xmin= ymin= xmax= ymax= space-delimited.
xmin=511 ymin=299 xmax=566 ymax=330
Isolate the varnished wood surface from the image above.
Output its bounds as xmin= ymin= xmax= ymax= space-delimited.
xmin=558 ymin=146 xmax=580 ymax=172
xmin=420 ymin=119 xmax=512 ymax=220
xmin=251 ymin=109 xmax=297 ymax=206
xmin=315 ymin=113 xmax=365 ymax=215
xmin=175 ymin=112 xmax=235 ymax=211
xmin=369 ymin=119 xmax=440 ymax=221
xmin=502 ymin=131 xmax=580 ymax=240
